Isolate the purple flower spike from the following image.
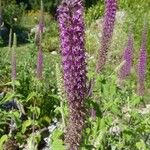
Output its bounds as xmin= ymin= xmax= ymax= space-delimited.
xmin=96 ymin=0 xmax=117 ymax=72
xmin=39 ymin=0 xmax=44 ymax=33
xmin=35 ymin=0 xmax=44 ymax=46
xmin=11 ymin=49 xmax=16 ymax=80
xmin=137 ymin=49 xmax=147 ymax=96
xmin=11 ymin=33 xmax=17 ymax=81
xmin=36 ymin=0 xmax=44 ymax=79
xmin=137 ymin=22 xmax=148 ymax=96
xmin=36 ymin=47 xmax=43 ymax=79
xmin=119 ymin=33 xmax=134 ymax=80
xmin=58 ymin=0 xmax=87 ymax=149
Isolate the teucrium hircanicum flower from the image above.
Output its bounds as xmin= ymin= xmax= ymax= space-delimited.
xmin=58 ymin=0 xmax=87 ymax=149
xmin=118 ymin=33 xmax=134 ymax=80
xmin=11 ymin=33 xmax=17 ymax=81
xmin=137 ymin=22 xmax=148 ymax=96
xmin=96 ymin=0 xmax=117 ymax=72
xmin=35 ymin=0 xmax=44 ymax=46
xmin=36 ymin=47 xmax=43 ymax=79
xmin=36 ymin=0 xmax=44 ymax=79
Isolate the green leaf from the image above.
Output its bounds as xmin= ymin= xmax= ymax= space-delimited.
xmin=26 ymin=92 xmax=37 ymax=101
xmin=0 ymin=92 xmax=15 ymax=104
xmin=49 ymin=94 xmax=60 ymax=100
xmin=4 ymin=80 xmax=20 ymax=86
xmin=131 ymin=94 xmax=141 ymax=106
xmin=52 ymin=129 xmax=65 ymax=150
xmin=12 ymin=111 xmax=22 ymax=128
xmin=22 ymin=119 xmax=32 ymax=133
xmin=0 ymin=135 xmax=8 ymax=148
xmin=136 ymin=139 xmax=146 ymax=150
xmin=100 ymin=118 xmax=106 ymax=130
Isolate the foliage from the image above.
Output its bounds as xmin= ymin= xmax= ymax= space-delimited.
xmin=21 ymin=10 xmax=53 ymax=29
xmin=1 ymin=0 xmax=16 ymax=6
xmin=42 ymin=21 xmax=59 ymax=52
xmin=85 ymin=0 xmax=104 ymax=26
xmin=27 ymin=0 xmax=60 ymax=15
xmin=3 ymin=2 xmax=26 ymax=28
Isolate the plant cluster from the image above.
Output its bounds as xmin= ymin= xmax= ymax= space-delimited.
xmin=0 ymin=0 xmax=150 ymax=150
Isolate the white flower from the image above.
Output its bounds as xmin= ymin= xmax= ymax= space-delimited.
xmin=13 ymin=18 xmax=17 ymax=21
xmin=138 ymin=108 xmax=150 ymax=115
xmin=109 ymin=125 xmax=121 ymax=136
xmin=51 ymin=51 xmax=58 ymax=55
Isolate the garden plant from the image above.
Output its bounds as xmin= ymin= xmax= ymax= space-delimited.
xmin=0 ymin=0 xmax=150 ymax=150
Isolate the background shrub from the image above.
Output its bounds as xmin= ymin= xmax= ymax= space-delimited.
xmin=3 ymin=2 xmax=25 ymax=28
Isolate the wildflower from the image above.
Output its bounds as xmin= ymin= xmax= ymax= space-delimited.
xmin=36 ymin=47 xmax=43 ymax=79
xmin=11 ymin=33 xmax=17 ymax=81
xmin=13 ymin=18 xmax=17 ymax=22
xmin=51 ymin=51 xmax=58 ymax=55
xmin=58 ymin=0 xmax=87 ymax=149
xmin=35 ymin=0 xmax=44 ymax=46
xmin=118 ymin=33 xmax=134 ymax=81
xmin=137 ymin=21 xmax=148 ymax=96
xmin=38 ymin=0 xmax=44 ymax=33
xmin=96 ymin=0 xmax=117 ymax=72
xmin=36 ymin=0 xmax=44 ymax=79
xmin=109 ymin=125 xmax=121 ymax=136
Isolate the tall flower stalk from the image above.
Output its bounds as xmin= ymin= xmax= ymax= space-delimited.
xmin=36 ymin=0 xmax=44 ymax=79
xmin=96 ymin=0 xmax=117 ymax=72
xmin=56 ymin=63 xmax=66 ymax=130
xmin=11 ymin=33 xmax=17 ymax=83
xmin=137 ymin=22 xmax=148 ymax=96
xmin=33 ymin=0 xmax=44 ymax=139
xmin=36 ymin=46 xmax=43 ymax=79
xmin=58 ymin=0 xmax=87 ymax=149
xmin=35 ymin=0 xmax=44 ymax=46
xmin=118 ymin=33 xmax=134 ymax=85
xmin=9 ymin=32 xmax=17 ymax=136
